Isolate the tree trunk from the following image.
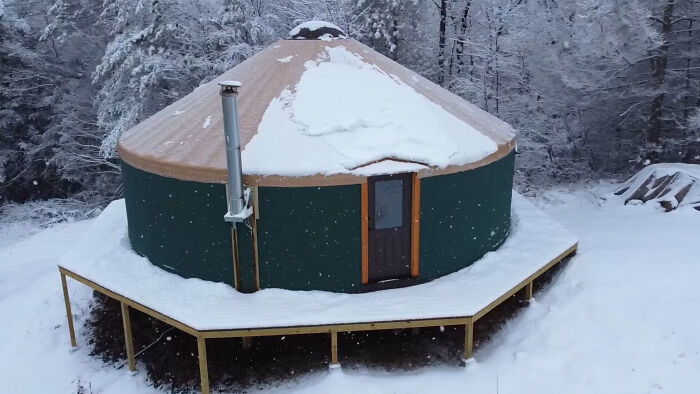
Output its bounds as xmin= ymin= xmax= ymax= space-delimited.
xmin=683 ymin=14 xmax=693 ymax=119
xmin=390 ymin=15 xmax=399 ymax=60
xmin=437 ymin=0 xmax=448 ymax=84
xmin=648 ymin=0 xmax=675 ymax=144
xmin=455 ymin=1 xmax=472 ymax=77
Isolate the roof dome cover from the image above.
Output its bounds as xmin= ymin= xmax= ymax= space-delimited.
xmin=288 ymin=21 xmax=346 ymax=40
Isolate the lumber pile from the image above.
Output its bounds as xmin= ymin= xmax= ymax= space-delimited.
xmin=614 ymin=164 xmax=700 ymax=212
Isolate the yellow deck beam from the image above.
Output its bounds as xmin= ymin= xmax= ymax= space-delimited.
xmin=120 ymin=302 xmax=137 ymax=374
xmin=198 ymin=317 xmax=471 ymax=339
xmin=60 ymin=272 xmax=77 ymax=349
xmin=523 ymin=281 xmax=534 ymax=301
xmin=197 ymin=336 xmax=210 ymax=394
xmin=330 ymin=331 xmax=339 ymax=365
xmin=464 ymin=320 xmax=474 ymax=360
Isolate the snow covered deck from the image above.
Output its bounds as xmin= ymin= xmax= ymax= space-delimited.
xmin=59 ymin=192 xmax=576 ymax=331
xmin=58 ymin=192 xmax=577 ymax=394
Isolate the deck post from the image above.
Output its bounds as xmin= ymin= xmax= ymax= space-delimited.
xmin=464 ymin=320 xmax=474 ymax=360
xmin=60 ymin=271 xmax=78 ymax=349
xmin=330 ymin=331 xmax=339 ymax=366
xmin=120 ymin=302 xmax=137 ymax=374
xmin=524 ymin=281 xmax=534 ymax=301
xmin=197 ymin=336 xmax=210 ymax=394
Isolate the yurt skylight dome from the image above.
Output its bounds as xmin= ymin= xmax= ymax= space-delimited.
xmin=288 ymin=20 xmax=347 ymax=40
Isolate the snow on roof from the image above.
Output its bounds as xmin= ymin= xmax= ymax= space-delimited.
xmin=117 ymin=39 xmax=516 ymax=185
xmin=242 ymin=46 xmax=498 ymax=177
xmin=352 ymin=160 xmax=428 ymax=177
xmin=58 ymin=193 xmax=577 ymax=331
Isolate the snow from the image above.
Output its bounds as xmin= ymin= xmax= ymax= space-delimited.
xmin=58 ymin=192 xmax=576 ymax=330
xmin=2 ymin=182 xmax=700 ymax=392
xmin=624 ymin=163 xmax=700 ymax=183
xmin=202 ymin=115 xmax=212 ymax=128
xmin=277 ymin=55 xmax=294 ymax=63
xmin=242 ymin=46 xmax=499 ymax=177
xmin=0 ymin=220 xmax=159 ymax=394
xmin=288 ymin=21 xmax=346 ymax=38
xmin=352 ymin=160 xmax=428 ymax=176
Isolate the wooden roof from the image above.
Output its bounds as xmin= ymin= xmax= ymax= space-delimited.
xmin=117 ymin=38 xmax=516 ymax=186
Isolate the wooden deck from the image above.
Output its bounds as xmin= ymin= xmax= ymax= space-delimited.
xmin=59 ymin=243 xmax=576 ymax=394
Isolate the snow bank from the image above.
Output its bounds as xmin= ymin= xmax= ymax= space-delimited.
xmin=242 ymin=46 xmax=499 ymax=177
xmin=58 ymin=192 xmax=576 ymax=331
xmin=612 ymin=163 xmax=700 ymax=211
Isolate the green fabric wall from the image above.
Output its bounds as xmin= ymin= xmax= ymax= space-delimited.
xmin=121 ymin=162 xmax=254 ymax=289
xmin=234 ymin=224 xmax=257 ymax=293
xmin=121 ymin=150 xmax=513 ymax=294
xmin=418 ymin=151 xmax=515 ymax=279
xmin=257 ymin=185 xmax=363 ymax=292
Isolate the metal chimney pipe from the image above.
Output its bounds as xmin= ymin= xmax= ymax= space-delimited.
xmin=219 ymin=80 xmax=247 ymax=223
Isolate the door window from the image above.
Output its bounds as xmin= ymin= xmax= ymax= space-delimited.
xmin=374 ymin=179 xmax=403 ymax=229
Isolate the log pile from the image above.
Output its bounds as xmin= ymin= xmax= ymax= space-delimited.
xmin=614 ymin=164 xmax=700 ymax=212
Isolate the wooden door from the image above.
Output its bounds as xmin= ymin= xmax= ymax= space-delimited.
xmin=368 ymin=173 xmax=412 ymax=282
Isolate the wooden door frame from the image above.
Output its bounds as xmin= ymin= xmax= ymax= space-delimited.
xmin=410 ymin=173 xmax=420 ymax=277
xmin=361 ymin=173 xmax=420 ymax=285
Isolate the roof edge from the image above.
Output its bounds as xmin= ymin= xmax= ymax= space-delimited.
xmin=119 ymin=141 xmax=515 ymax=187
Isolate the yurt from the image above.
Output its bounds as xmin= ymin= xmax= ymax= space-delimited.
xmin=117 ymin=22 xmax=517 ymax=294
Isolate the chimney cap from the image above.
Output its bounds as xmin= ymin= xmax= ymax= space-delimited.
xmin=288 ymin=21 xmax=346 ymax=40
xmin=219 ymin=81 xmax=242 ymax=88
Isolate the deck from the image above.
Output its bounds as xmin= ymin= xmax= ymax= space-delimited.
xmin=58 ymin=193 xmax=577 ymax=393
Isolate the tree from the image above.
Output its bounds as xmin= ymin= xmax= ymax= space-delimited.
xmin=0 ymin=0 xmax=84 ymax=202
xmin=358 ymin=0 xmax=402 ymax=59
xmin=354 ymin=0 xmax=432 ymax=72
xmin=437 ymin=0 xmax=447 ymax=82
xmin=648 ymin=0 xmax=675 ymax=144
xmin=40 ymin=0 xmax=119 ymax=202
xmin=92 ymin=0 xmax=275 ymax=159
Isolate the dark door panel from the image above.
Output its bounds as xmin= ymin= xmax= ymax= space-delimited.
xmin=368 ymin=173 xmax=412 ymax=282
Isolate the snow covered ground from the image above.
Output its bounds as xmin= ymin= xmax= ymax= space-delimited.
xmin=1 ymin=182 xmax=699 ymax=393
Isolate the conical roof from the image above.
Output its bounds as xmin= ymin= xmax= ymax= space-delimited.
xmin=118 ymin=35 xmax=516 ymax=186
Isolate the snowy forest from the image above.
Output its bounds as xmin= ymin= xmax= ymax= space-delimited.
xmin=1 ymin=0 xmax=699 ymax=209
xmin=3 ymin=2 xmax=700 ymax=393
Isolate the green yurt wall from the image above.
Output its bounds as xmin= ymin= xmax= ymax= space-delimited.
xmin=418 ymin=151 xmax=515 ymax=280
xmin=121 ymin=150 xmax=514 ymax=294
xmin=257 ymin=185 xmax=362 ymax=292
xmin=122 ymin=161 xmax=253 ymax=292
